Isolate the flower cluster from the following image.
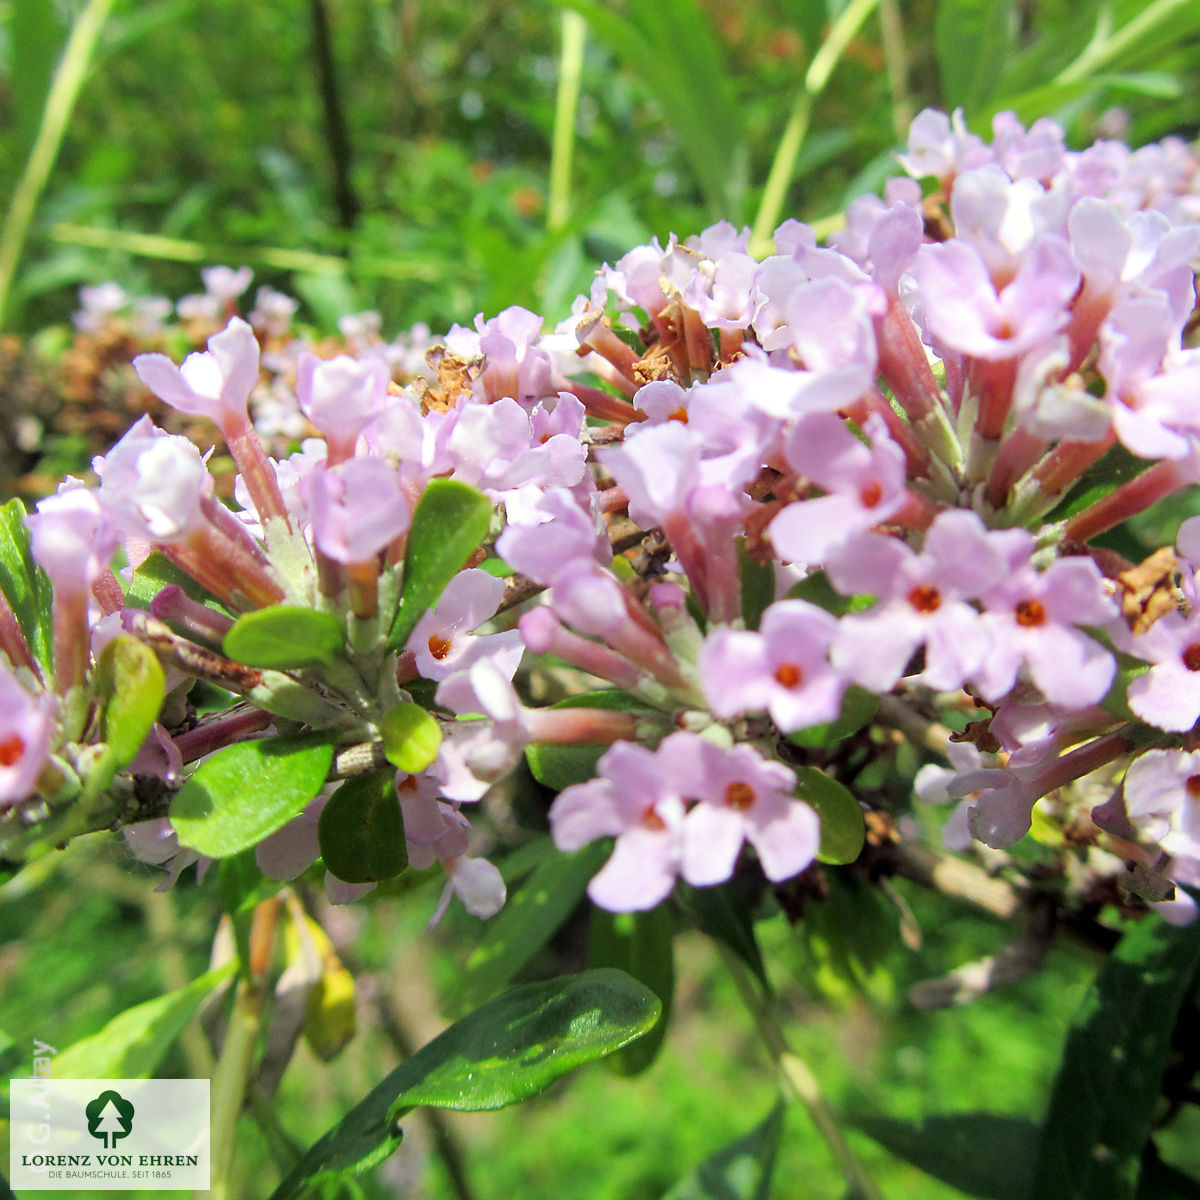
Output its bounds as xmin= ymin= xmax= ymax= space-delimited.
xmin=1 ymin=107 xmax=1199 ymax=922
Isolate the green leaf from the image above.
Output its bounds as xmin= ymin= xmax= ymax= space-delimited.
xmin=171 ymin=733 xmax=336 ymax=858
xmin=935 ymin=0 xmax=1017 ymax=112
xmin=526 ymin=741 xmax=605 ymax=792
xmin=590 ymin=902 xmax=675 ymax=1075
xmin=460 ymin=842 xmax=609 ymax=1010
xmin=318 ymin=769 xmax=408 ymax=884
xmin=385 ymin=480 xmax=492 ymax=653
xmin=660 ymin=1101 xmax=784 ymax=1200
xmin=738 ymin=539 xmax=775 ymax=631
xmin=0 ymin=498 xmax=54 ymax=673
xmin=268 ymin=970 xmax=661 ymax=1200
xmin=223 ymin=605 xmax=344 ymax=669
xmin=1031 ymin=913 xmax=1200 ymax=1200
xmin=526 ymin=689 xmax=650 ymax=791
xmin=217 ymin=849 xmax=288 ymax=917
xmin=678 ymin=877 xmax=769 ymax=992
xmin=787 ymin=686 xmax=878 ymax=749
xmin=793 ymin=767 xmax=865 ymax=866
xmin=849 ymin=1112 xmax=1038 ymax=1200
xmin=51 ymin=963 xmax=236 ymax=1079
xmin=380 ymin=702 xmax=443 ymax=774
xmin=94 ymin=635 xmax=165 ymax=767
xmin=125 ymin=549 xmax=228 ymax=614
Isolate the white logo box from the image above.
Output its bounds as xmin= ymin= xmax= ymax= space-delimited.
xmin=10 ymin=1079 xmax=209 ymax=1191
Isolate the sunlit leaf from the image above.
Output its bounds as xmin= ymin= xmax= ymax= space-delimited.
xmin=94 ymin=635 xmax=165 ymax=767
xmin=268 ymin=970 xmax=661 ymax=1199
xmin=223 ymin=605 xmax=344 ymax=669
xmin=385 ymin=480 xmax=492 ymax=653
xmin=380 ymin=702 xmax=443 ymax=774
xmin=171 ymin=733 xmax=336 ymax=858
xmin=52 ymin=963 xmax=235 ymax=1079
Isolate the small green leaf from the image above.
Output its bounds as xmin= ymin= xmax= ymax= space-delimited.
xmin=661 ymin=1101 xmax=784 ymax=1200
xmin=460 ymin=842 xmax=609 ymax=1010
xmin=849 ymin=1112 xmax=1038 ymax=1200
xmin=0 ymin=498 xmax=54 ymax=672
xmin=172 ymin=733 xmax=336 ymax=858
xmin=590 ymin=902 xmax=675 ymax=1075
xmin=318 ymin=770 xmax=408 ymax=884
xmin=385 ymin=480 xmax=492 ymax=653
xmin=223 ymin=605 xmax=344 ymax=669
xmin=381 ymin=703 xmax=443 ymax=774
xmin=526 ymin=742 xmax=605 ymax=792
xmin=268 ymin=970 xmax=661 ymax=1199
xmin=94 ymin=635 xmax=165 ymax=766
xmin=52 ymin=963 xmax=236 ymax=1079
xmin=793 ymin=767 xmax=865 ymax=866
xmin=1031 ymin=913 xmax=1200 ymax=1200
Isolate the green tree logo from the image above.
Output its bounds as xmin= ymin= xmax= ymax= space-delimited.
xmin=85 ymin=1090 xmax=135 ymax=1149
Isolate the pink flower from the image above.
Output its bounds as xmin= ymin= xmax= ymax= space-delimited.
xmin=305 ymin=458 xmax=412 ymax=564
xmin=295 ymin=353 xmax=389 ymax=459
xmin=550 ymin=740 xmax=687 ymax=912
xmin=0 ymin=667 xmax=54 ymax=808
xmin=827 ymin=511 xmax=1007 ymax=693
xmin=134 ymin=316 xmax=260 ymax=422
xmin=672 ymin=737 xmax=818 ymax=887
xmin=699 ymin=600 xmax=847 ymax=732
xmin=407 ymin=568 xmax=523 ymax=682
xmin=974 ymin=538 xmax=1117 ymax=706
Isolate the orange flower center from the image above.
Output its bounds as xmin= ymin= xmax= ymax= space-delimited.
xmin=907 ymin=584 xmax=941 ymax=613
xmin=642 ymin=806 xmax=666 ymax=830
xmin=427 ymin=634 xmax=453 ymax=661
xmin=859 ymin=480 xmax=883 ymax=508
xmin=0 ymin=734 xmax=24 ymax=768
xmin=1187 ymin=776 xmax=1200 ymax=799
xmin=1015 ymin=599 xmax=1046 ymax=627
xmin=1184 ymin=644 xmax=1200 ymax=672
xmin=725 ymin=782 xmax=755 ymax=811
xmin=774 ymin=663 xmax=803 ymax=688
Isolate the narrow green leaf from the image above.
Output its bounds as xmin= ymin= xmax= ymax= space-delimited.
xmin=1031 ymin=914 xmax=1200 ymax=1200
xmin=217 ymin=850 xmax=288 ymax=918
xmin=0 ymin=498 xmax=54 ymax=672
xmin=678 ymin=877 xmax=769 ymax=992
xmin=793 ymin=767 xmax=866 ymax=866
xmin=268 ymin=970 xmax=661 ymax=1199
xmin=125 ymin=549 xmax=228 ymax=614
xmin=223 ymin=605 xmax=344 ymax=670
xmin=381 ymin=702 xmax=443 ymax=774
xmin=848 ymin=1112 xmax=1038 ymax=1200
xmin=52 ymin=963 xmax=236 ymax=1079
xmin=318 ymin=769 xmax=408 ymax=884
xmin=385 ymin=480 xmax=492 ymax=653
xmin=934 ymin=0 xmax=1017 ymax=111
xmin=171 ymin=733 xmax=336 ymax=858
xmin=590 ymin=902 xmax=675 ymax=1075
xmin=460 ymin=842 xmax=609 ymax=1010
xmin=661 ymin=1102 xmax=784 ymax=1200
xmin=94 ymin=635 xmax=165 ymax=767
